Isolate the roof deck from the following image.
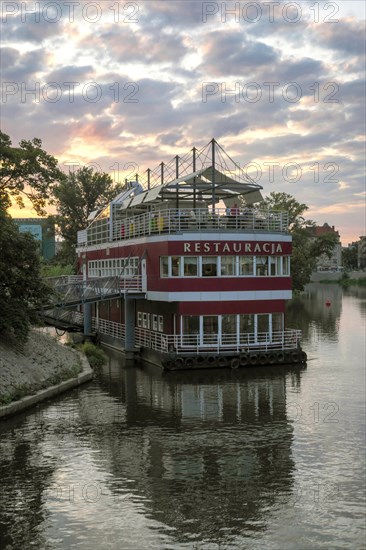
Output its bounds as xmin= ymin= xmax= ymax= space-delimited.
xmin=77 ymin=140 xmax=289 ymax=248
xmin=77 ymin=207 xmax=289 ymax=247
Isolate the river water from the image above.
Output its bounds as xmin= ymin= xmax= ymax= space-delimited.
xmin=0 ymin=284 xmax=365 ymax=550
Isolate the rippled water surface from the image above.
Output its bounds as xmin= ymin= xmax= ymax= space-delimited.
xmin=1 ymin=284 xmax=365 ymax=550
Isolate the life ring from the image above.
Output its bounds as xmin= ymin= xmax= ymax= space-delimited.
xmin=276 ymin=351 xmax=285 ymax=363
xmin=218 ymin=356 xmax=229 ymax=367
xmin=249 ymin=354 xmax=258 ymax=366
xmin=239 ymin=354 xmax=249 ymax=367
xmin=164 ymin=359 xmax=175 ymax=370
xmin=231 ymin=357 xmax=240 ymax=369
xmin=175 ymin=356 xmax=185 ymax=368
xmin=196 ymin=355 xmax=205 ymax=364
xmin=185 ymin=357 xmax=195 ymax=368
xmin=291 ymin=351 xmax=300 ymax=363
xmin=268 ymin=353 xmax=277 ymax=365
xmin=259 ymin=353 xmax=267 ymax=365
xmin=207 ymin=355 xmax=217 ymax=365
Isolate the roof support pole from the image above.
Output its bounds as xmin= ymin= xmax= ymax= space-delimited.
xmin=160 ymin=162 xmax=164 ymax=185
xmin=192 ymin=146 xmax=197 ymax=210
xmin=211 ymin=138 xmax=216 ymax=214
xmin=175 ymin=155 xmax=179 ymax=210
xmin=147 ymin=168 xmax=151 ymax=190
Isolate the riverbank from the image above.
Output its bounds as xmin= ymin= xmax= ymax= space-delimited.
xmin=0 ymin=329 xmax=93 ymax=417
xmin=310 ymin=270 xmax=365 ymax=282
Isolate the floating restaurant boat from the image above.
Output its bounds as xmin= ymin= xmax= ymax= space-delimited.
xmin=75 ymin=139 xmax=306 ymax=370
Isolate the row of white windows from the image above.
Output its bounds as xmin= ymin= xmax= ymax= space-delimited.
xmin=181 ymin=313 xmax=284 ymax=345
xmin=88 ymin=257 xmax=139 ymax=278
xmin=160 ymin=255 xmax=290 ymax=278
xmin=137 ymin=312 xmax=164 ymax=332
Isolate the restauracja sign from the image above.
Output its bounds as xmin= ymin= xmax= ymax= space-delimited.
xmin=182 ymin=241 xmax=287 ymax=254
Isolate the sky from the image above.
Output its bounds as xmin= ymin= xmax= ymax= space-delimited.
xmin=1 ymin=0 xmax=365 ymax=245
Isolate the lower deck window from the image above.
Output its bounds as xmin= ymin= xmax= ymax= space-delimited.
xmin=158 ymin=315 xmax=164 ymax=332
xmin=181 ymin=313 xmax=284 ymax=345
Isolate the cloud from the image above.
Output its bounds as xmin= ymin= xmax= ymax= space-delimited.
xmin=0 ymin=47 xmax=48 ymax=80
xmin=311 ymin=20 xmax=366 ymax=56
xmin=199 ymin=31 xmax=278 ymax=76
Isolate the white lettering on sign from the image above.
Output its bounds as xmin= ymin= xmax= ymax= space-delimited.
xmin=181 ymin=242 xmax=284 ymax=254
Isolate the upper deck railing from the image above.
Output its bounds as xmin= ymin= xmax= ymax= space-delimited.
xmin=77 ymin=207 xmax=289 ymax=247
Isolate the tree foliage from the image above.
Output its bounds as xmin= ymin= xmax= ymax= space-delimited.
xmin=0 ymin=131 xmax=64 ymax=215
xmin=342 ymin=246 xmax=358 ymax=270
xmin=260 ymin=192 xmax=338 ymax=292
xmin=0 ymin=207 xmax=51 ymax=344
xmin=53 ymin=166 xmax=123 ymax=265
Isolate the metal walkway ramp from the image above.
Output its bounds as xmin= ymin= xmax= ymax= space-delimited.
xmin=44 ymin=274 xmax=144 ymax=309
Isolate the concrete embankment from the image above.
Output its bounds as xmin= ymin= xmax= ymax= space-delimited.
xmin=0 ymin=329 xmax=94 ymax=419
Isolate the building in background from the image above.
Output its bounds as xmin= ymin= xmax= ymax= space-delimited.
xmin=311 ymin=223 xmax=342 ymax=271
xmin=14 ymin=218 xmax=55 ymax=260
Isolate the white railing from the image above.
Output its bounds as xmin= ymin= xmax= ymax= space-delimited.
xmin=135 ymin=328 xmax=302 ymax=355
xmin=78 ymin=208 xmax=289 ymax=247
xmin=46 ymin=275 xmax=83 ymax=287
xmin=92 ymin=317 xmax=125 ymax=340
xmin=119 ymin=275 xmax=143 ymax=292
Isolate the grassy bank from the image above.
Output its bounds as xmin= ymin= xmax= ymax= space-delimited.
xmin=318 ymin=276 xmax=366 ymax=288
xmin=0 ymin=330 xmax=84 ymax=406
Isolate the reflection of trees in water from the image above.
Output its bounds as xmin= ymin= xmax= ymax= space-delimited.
xmin=344 ymin=286 xmax=366 ymax=319
xmin=94 ymin=364 xmax=302 ymax=545
xmin=286 ymin=283 xmax=342 ymax=341
xmin=0 ymin=422 xmax=55 ymax=550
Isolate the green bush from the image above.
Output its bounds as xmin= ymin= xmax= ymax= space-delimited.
xmin=41 ymin=263 xmax=75 ymax=277
xmin=79 ymin=341 xmax=107 ymax=369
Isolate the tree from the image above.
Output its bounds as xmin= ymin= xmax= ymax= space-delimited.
xmin=52 ymin=166 xmax=123 ymax=265
xmin=0 ymin=207 xmax=51 ymax=344
xmin=0 ymin=131 xmax=64 ymax=215
xmin=342 ymin=246 xmax=358 ymax=270
xmin=259 ymin=192 xmax=338 ymax=291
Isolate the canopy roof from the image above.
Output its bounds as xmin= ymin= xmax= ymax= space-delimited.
xmin=90 ymin=139 xmax=263 ymax=223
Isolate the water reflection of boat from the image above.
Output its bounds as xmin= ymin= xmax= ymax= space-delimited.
xmin=89 ymin=359 xmax=304 ymax=544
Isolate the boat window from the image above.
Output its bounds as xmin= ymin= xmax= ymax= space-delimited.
xmin=221 ymin=315 xmax=237 ymax=344
xmin=272 ymin=313 xmax=283 ymax=333
xmin=257 ymin=314 xmax=270 ymax=342
xmin=182 ymin=316 xmax=199 ymax=345
xmin=158 ymin=315 xmax=164 ymax=332
xmin=282 ymin=256 xmax=290 ymax=275
xmin=239 ymin=314 xmax=254 ymax=345
xmin=160 ymin=256 xmax=169 ymax=278
xmin=239 ymin=256 xmax=254 ymax=276
xmin=221 ymin=256 xmax=236 ymax=276
xmin=269 ymin=256 xmax=281 ymax=276
xmin=171 ymin=256 xmax=181 ymax=277
xmin=202 ymin=316 xmax=218 ymax=344
xmin=256 ymin=256 xmax=268 ymax=276
xmin=202 ymin=256 xmax=217 ymax=277
xmin=183 ymin=256 xmax=198 ymax=276
xmin=152 ymin=314 xmax=158 ymax=331
xmin=142 ymin=313 xmax=150 ymax=329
